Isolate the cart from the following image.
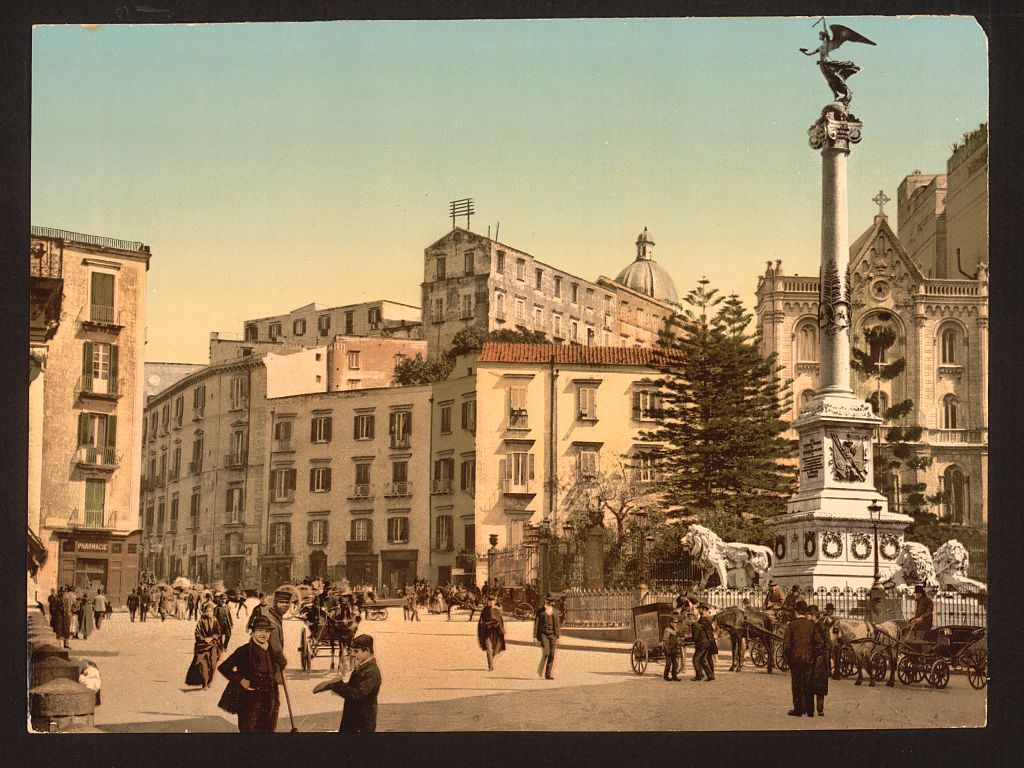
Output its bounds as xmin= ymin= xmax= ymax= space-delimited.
xmin=629 ymin=603 xmax=681 ymax=675
xmin=298 ymin=601 xmax=360 ymax=673
xmin=361 ymin=598 xmax=406 ymax=621
xmin=495 ymin=586 xmax=539 ymax=621
xmin=894 ymin=625 xmax=987 ymax=689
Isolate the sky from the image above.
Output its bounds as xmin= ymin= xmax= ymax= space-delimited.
xmin=31 ymin=17 xmax=988 ymax=363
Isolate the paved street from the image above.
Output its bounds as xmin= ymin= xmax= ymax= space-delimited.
xmin=52 ymin=602 xmax=985 ymax=732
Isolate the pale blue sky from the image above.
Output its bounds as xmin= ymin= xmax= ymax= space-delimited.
xmin=31 ymin=18 xmax=988 ymax=362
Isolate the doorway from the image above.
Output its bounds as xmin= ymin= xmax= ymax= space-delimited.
xmin=75 ymin=558 xmax=108 ymax=594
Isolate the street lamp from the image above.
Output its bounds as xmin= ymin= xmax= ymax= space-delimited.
xmin=562 ymin=522 xmax=574 ymax=589
xmin=867 ymin=499 xmax=883 ymax=623
xmin=487 ymin=533 xmax=498 ymax=588
xmin=538 ymin=518 xmax=552 ymax=598
xmin=634 ymin=509 xmax=649 ymax=584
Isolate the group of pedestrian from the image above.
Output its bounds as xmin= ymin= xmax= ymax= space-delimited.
xmin=782 ymin=600 xmax=832 ymax=717
xmin=46 ymin=586 xmax=113 ymax=647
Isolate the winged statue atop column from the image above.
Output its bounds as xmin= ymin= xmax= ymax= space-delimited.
xmin=801 ymin=19 xmax=876 ymax=108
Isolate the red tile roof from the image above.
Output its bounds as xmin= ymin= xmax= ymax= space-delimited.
xmin=478 ymin=342 xmax=673 ymax=366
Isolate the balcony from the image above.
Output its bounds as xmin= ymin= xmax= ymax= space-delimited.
xmin=68 ymin=507 xmax=119 ymax=529
xmin=931 ymin=429 xmax=985 ymax=445
xmin=346 ymin=539 xmax=372 ymax=554
xmin=229 ymin=397 xmax=249 ymax=412
xmin=509 ymin=409 xmax=529 ymax=429
xmin=30 ymin=238 xmax=63 ymax=278
xmin=350 ymin=484 xmax=373 ymax=500
xmin=273 ymin=439 xmax=293 ymax=453
xmin=75 ymin=445 xmax=118 ymax=470
xmin=79 ymin=305 xmax=125 ymax=333
xmin=223 ymin=452 xmax=247 ymax=469
xmin=188 ymin=461 xmax=202 ymax=475
xmin=270 ymin=490 xmax=295 ymax=503
xmin=384 ymin=481 xmax=412 ymax=497
xmin=431 ymin=479 xmax=453 ymax=495
xmin=390 ymin=436 xmax=411 ymax=450
xmin=225 ymin=510 xmax=245 ymax=526
xmin=267 ymin=542 xmax=291 ymax=556
xmin=192 ymin=407 xmax=205 ymax=421
xmin=144 ymin=473 xmax=166 ymax=492
xmin=220 ymin=540 xmax=245 ymax=556
xmin=77 ymin=374 xmax=122 ymax=402
xmin=168 ymin=467 xmax=180 ymax=481
xmin=501 ymin=478 xmax=536 ymax=495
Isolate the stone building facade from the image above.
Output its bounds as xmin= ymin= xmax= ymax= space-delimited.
xmin=32 ymin=227 xmax=151 ymax=605
xmin=243 ymin=300 xmax=422 ymax=347
xmin=420 ymin=228 xmax=678 ymax=358
xmin=756 ymin=142 xmax=988 ymax=528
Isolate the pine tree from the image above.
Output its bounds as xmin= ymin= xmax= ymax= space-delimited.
xmin=641 ymin=280 xmax=796 ymax=521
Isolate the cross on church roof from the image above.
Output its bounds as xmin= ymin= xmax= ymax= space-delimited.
xmin=872 ymin=189 xmax=891 ymax=216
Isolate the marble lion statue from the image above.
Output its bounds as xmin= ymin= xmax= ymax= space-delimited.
xmin=932 ymin=539 xmax=987 ymax=594
xmin=680 ymin=524 xmax=774 ymax=588
xmin=880 ymin=541 xmax=939 ymax=592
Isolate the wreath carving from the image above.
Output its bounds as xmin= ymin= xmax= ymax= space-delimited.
xmin=804 ymin=531 xmax=817 ymax=558
xmin=774 ymin=536 xmax=787 ymax=560
xmin=850 ymin=533 xmax=871 ymax=561
xmin=879 ymin=534 xmax=900 ymax=561
xmin=822 ymin=531 xmax=844 ymax=559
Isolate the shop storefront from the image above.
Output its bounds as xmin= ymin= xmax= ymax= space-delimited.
xmin=380 ymin=550 xmax=417 ymax=594
xmin=54 ymin=528 xmax=142 ymax=608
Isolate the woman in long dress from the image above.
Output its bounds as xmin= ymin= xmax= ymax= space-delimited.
xmin=477 ymin=595 xmax=506 ymax=671
xmin=79 ymin=593 xmax=95 ymax=640
xmin=186 ymin=603 xmax=223 ymax=689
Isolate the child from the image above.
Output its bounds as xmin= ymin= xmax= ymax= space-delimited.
xmin=79 ymin=660 xmax=102 ymax=705
xmin=662 ymin=614 xmax=682 ymax=681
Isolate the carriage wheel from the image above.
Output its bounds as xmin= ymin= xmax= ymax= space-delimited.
xmin=773 ymin=643 xmax=789 ymax=672
xmin=299 ymin=629 xmax=311 ymax=672
xmin=897 ymin=654 xmax=918 ymax=685
xmin=927 ymin=658 xmax=950 ymax=689
xmin=837 ymin=646 xmax=857 ymax=678
xmin=377 ymin=607 xmax=388 ymax=621
xmin=749 ymin=640 xmax=768 ymax=668
xmin=513 ymin=602 xmax=535 ymax=622
xmin=966 ymin=650 xmax=988 ymax=690
xmin=630 ymin=641 xmax=649 ymax=675
xmin=869 ymin=651 xmax=889 ymax=682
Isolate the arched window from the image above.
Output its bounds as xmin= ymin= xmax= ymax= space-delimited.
xmin=940 ymin=327 xmax=959 ymax=365
xmin=800 ymin=389 xmax=815 ymax=408
xmin=942 ymin=395 xmax=959 ymax=430
xmin=942 ymin=466 xmax=966 ymax=524
xmin=795 ymin=320 xmax=818 ymax=362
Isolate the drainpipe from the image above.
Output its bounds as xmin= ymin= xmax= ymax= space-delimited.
xmin=265 ymin=407 xmax=274 ymax=592
xmin=548 ymin=353 xmax=558 ymax=527
xmin=427 ymin=395 xmax=435 ymax=582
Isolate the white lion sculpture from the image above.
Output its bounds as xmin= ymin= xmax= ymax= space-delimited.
xmin=680 ymin=524 xmax=774 ymax=588
xmin=880 ymin=541 xmax=939 ymax=592
xmin=933 ymin=540 xmax=987 ymax=594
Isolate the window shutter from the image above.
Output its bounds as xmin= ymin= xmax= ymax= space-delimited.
xmin=404 ymin=413 xmax=411 ymax=438
xmin=389 ymin=412 xmax=397 ymax=438
xmin=367 ymin=415 xmax=374 ymax=439
xmin=309 ymin=468 xmax=316 ymax=491
xmin=108 ymin=343 xmax=119 ymax=383
xmin=307 ymin=521 xmax=314 ymax=545
xmin=311 ymin=418 xmax=317 ymax=442
xmin=287 ymin=468 xmax=296 ymax=491
xmin=528 ymin=453 xmax=535 ymax=480
xmin=324 ymin=417 xmax=332 ymax=442
xmin=322 ymin=521 xmax=329 ymax=545
xmin=632 ymin=390 xmax=641 ymax=420
xmin=353 ymin=417 xmax=360 ymax=440
xmin=270 ymin=470 xmax=276 ymax=492
xmin=589 ymin=388 xmax=597 ymax=419
xmin=82 ymin=342 xmax=93 ymax=378
xmin=106 ymin=415 xmax=117 ymax=448
xmin=324 ymin=468 xmax=332 ymax=491
xmin=78 ymin=413 xmax=89 ymax=445
xmin=499 ymin=458 xmax=508 ymax=482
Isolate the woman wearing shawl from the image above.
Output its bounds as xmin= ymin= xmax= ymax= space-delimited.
xmin=477 ymin=595 xmax=506 ymax=671
xmin=78 ymin=591 xmax=95 ymax=640
xmin=186 ymin=602 xmax=223 ymax=689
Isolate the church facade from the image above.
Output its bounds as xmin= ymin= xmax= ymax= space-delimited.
xmin=756 ymin=125 xmax=988 ymax=530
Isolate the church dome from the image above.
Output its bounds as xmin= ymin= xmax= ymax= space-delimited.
xmin=614 ymin=227 xmax=679 ymax=305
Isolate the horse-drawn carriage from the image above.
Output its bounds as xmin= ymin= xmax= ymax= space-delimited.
xmin=891 ymin=625 xmax=988 ymax=689
xmin=494 ymin=586 xmax=538 ymax=622
xmin=629 ymin=603 xmax=680 ymax=674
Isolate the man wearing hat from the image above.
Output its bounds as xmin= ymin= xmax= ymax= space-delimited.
xmin=763 ymin=580 xmax=785 ymax=611
xmin=782 ymin=600 xmax=824 ymax=716
xmin=534 ymin=594 xmax=560 ymax=680
xmin=662 ymin=613 xmax=682 ymax=681
xmin=218 ymin=614 xmax=287 ymax=732
xmin=215 ymin=593 xmax=234 ymax=650
xmin=690 ymin=604 xmax=717 ymax=681
xmin=905 ymin=585 xmax=934 ymax=638
xmin=313 ymin=634 xmax=383 ymax=732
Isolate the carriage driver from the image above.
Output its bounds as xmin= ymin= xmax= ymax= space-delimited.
xmin=763 ymin=580 xmax=785 ymax=611
xmin=904 ymin=585 xmax=934 ymax=638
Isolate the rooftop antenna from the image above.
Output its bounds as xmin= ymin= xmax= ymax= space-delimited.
xmin=449 ymin=198 xmax=475 ymax=231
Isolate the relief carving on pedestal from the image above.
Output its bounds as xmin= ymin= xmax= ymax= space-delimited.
xmin=828 ymin=431 xmax=869 ymax=482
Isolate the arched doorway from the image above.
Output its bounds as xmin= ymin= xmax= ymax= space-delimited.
xmin=943 ymin=466 xmax=966 ymax=524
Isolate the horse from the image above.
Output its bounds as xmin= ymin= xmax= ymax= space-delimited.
xmin=446 ymin=591 xmax=483 ymax=621
xmin=714 ymin=605 xmax=778 ymax=673
xmin=226 ymin=588 xmax=251 ymax=618
xmin=300 ymin=601 xmax=362 ymax=671
xmin=831 ymin=617 xmax=905 ymax=687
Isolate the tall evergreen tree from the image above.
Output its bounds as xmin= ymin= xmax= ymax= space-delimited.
xmin=642 ymin=280 xmax=796 ymax=521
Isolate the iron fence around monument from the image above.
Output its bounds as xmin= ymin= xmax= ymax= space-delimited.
xmin=562 ymin=586 xmax=987 ymax=629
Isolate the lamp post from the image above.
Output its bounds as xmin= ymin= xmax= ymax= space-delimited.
xmin=562 ymin=522 xmax=574 ymax=590
xmin=634 ymin=509 xmax=649 ymax=585
xmin=487 ymin=534 xmax=498 ymax=588
xmin=538 ymin=518 xmax=552 ymax=598
xmin=867 ymin=499 xmax=883 ymax=623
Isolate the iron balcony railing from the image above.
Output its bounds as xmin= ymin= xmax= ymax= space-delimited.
xmin=89 ymin=304 xmax=116 ymax=325
xmin=78 ymin=373 xmax=122 ymax=399
xmin=350 ymin=484 xmax=372 ymax=499
xmin=30 ymin=239 xmax=63 ymax=278
xmin=384 ymin=481 xmax=412 ymax=497
xmin=70 ymin=507 xmax=119 ymax=529
xmin=270 ymin=491 xmax=294 ymax=503
xmin=431 ymin=479 xmax=453 ymax=495
xmin=390 ymin=436 xmax=411 ymax=449
xmin=188 ymin=461 xmax=202 ymax=475
xmin=268 ymin=542 xmax=291 ymax=556
xmin=223 ymin=452 xmax=247 ymax=468
xmin=32 ymin=225 xmax=147 ymax=253
xmin=501 ymin=478 xmax=535 ymax=494
xmin=75 ymin=445 xmax=118 ymax=468
xmin=192 ymin=406 xmax=205 ymax=421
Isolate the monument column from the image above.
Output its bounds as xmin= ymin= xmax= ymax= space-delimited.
xmin=769 ymin=24 xmax=912 ymax=590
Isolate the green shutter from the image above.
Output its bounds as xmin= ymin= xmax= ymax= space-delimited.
xmin=368 ymin=416 xmax=374 ymax=439
xmin=82 ymin=341 xmax=93 ymax=381
xmin=324 ymin=417 xmax=332 ymax=442
xmin=309 ymin=468 xmax=316 ymax=492
xmin=353 ymin=416 xmax=359 ymax=440
xmin=78 ymin=413 xmax=90 ymax=445
xmin=288 ymin=468 xmax=296 ymax=491
xmin=106 ymin=415 xmax=117 ymax=448
xmin=109 ymin=344 xmax=119 ymax=386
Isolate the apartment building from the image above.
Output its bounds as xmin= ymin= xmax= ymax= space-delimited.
xmin=242 ymin=300 xmax=422 ymax=347
xmin=420 ymin=228 xmax=678 ymax=357
xmin=32 ymin=227 xmax=151 ymax=606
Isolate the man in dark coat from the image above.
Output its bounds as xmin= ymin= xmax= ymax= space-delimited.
xmin=314 ymin=634 xmax=383 ymax=732
xmin=139 ymin=589 xmax=150 ymax=622
xmin=534 ymin=594 xmax=560 ymax=680
xmin=477 ymin=595 xmax=506 ymax=671
xmin=808 ymin=605 xmax=832 ymax=716
xmin=690 ymin=604 xmax=717 ymax=681
xmin=906 ymin=585 xmax=934 ymax=638
xmin=782 ymin=600 xmax=824 ymax=717
xmin=218 ymin=615 xmax=287 ymax=732
xmin=126 ymin=590 xmax=140 ymax=622
xmin=215 ymin=594 xmax=234 ymax=649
